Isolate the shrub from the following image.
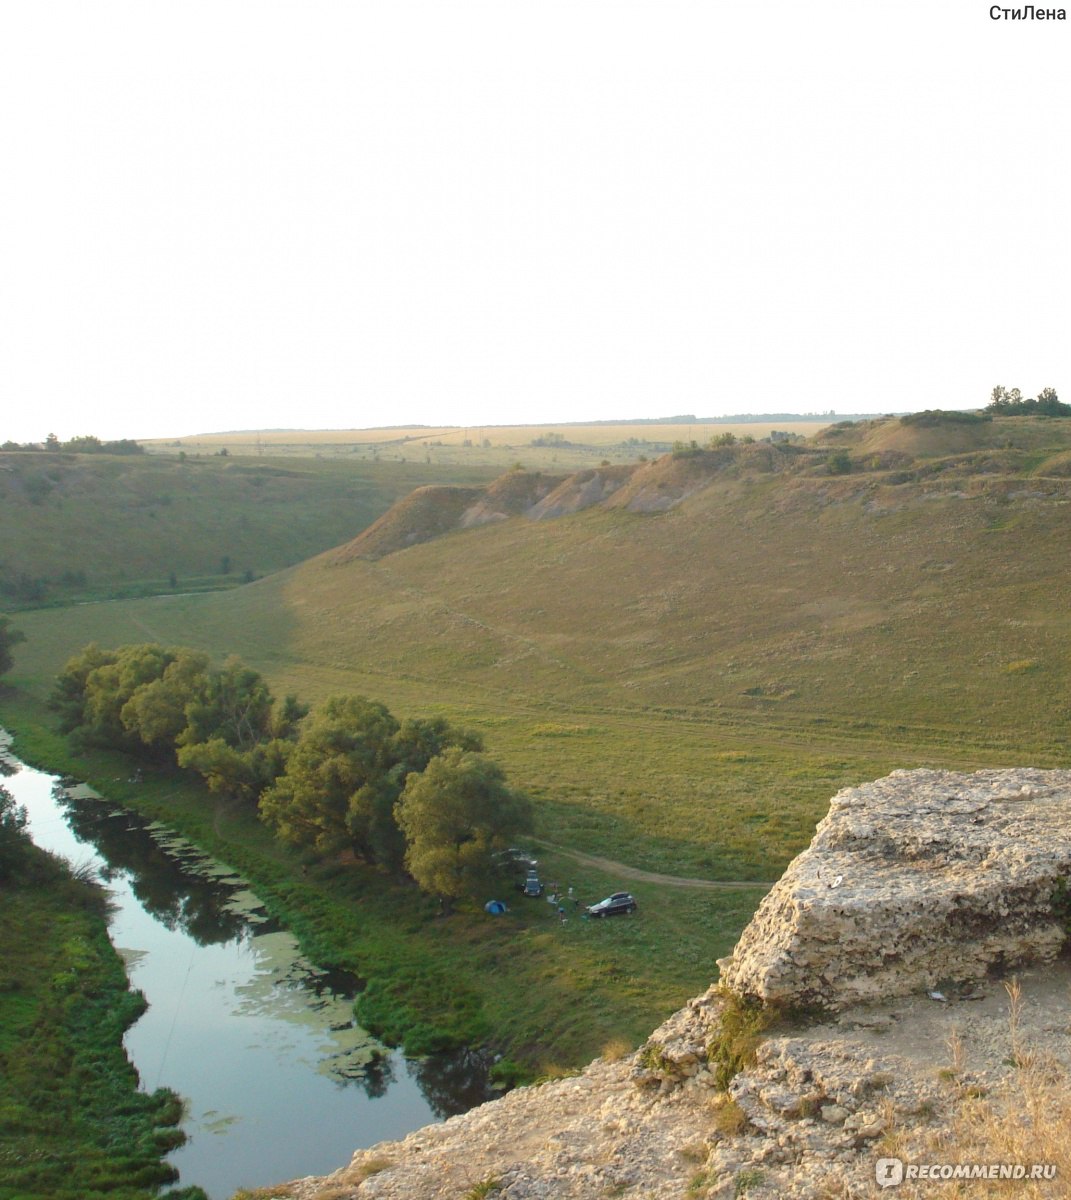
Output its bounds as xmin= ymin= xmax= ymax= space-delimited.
xmin=707 ymin=990 xmax=780 ymax=1090
xmin=900 ymin=409 xmax=992 ymax=427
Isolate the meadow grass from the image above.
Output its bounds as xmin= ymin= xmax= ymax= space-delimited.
xmin=0 ymin=840 xmax=201 ymax=1200
xmin=0 ymin=450 xmax=498 ymax=608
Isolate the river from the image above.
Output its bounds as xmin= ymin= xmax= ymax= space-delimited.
xmin=0 ymin=733 xmax=492 ymax=1199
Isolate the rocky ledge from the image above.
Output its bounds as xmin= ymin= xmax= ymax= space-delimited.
xmin=717 ymin=767 xmax=1071 ymax=1012
xmin=270 ymin=768 xmax=1071 ymax=1199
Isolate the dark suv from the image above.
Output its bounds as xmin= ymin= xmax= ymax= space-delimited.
xmin=586 ymin=891 xmax=637 ymax=918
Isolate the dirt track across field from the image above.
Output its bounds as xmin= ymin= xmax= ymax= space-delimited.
xmin=530 ymin=838 xmax=774 ymax=891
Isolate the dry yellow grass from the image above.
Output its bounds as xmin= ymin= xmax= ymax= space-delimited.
xmin=896 ymin=981 xmax=1071 ymax=1199
xmin=156 ymin=420 xmax=831 ymax=453
xmin=599 ymin=1037 xmax=634 ymax=1062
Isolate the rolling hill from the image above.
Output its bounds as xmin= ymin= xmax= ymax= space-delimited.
xmin=8 ymin=413 xmax=1071 ymax=883
xmin=0 ymin=450 xmax=497 ymax=607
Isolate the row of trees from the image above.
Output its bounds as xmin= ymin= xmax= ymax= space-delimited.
xmin=1 ymin=434 xmax=144 ymax=454
xmin=51 ymin=644 xmax=532 ymax=904
xmin=986 ymin=386 xmax=1067 ymax=416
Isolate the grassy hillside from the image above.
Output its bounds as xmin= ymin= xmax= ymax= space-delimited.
xmin=9 ymin=414 xmax=1071 ymax=869
xmin=6 ymin=412 xmax=1071 ymax=1066
xmin=0 ymin=451 xmax=496 ymax=607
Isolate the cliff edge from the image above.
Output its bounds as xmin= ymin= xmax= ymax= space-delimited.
xmin=273 ymin=768 xmax=1071 ymax=1199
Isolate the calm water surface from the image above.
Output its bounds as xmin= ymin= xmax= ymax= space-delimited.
xmin=1 ymin=734 xmax=491 ymax=1199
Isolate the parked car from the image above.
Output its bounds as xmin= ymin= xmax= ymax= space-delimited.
xmin=521 ymin=870 xmax=544 ymax=897
xmin=494 ymin=847 xmax=538 ymax=873
xmin=586 ymin=891 xmax=637 ymax=918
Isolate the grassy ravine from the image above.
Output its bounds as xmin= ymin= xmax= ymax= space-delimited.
xmin=9 ymin=413 xmax=1071 ymax=1106
xmin=0 ymin=451 xmax=497 ymax=610
xmin=0 ymin=694 xmax=764 ymax=1078
xmin=0 ymin=842 xmax=204 ymax=1200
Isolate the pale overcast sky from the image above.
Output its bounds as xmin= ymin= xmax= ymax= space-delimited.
xmin=1 ymin=1 xmax=1066 ymax=442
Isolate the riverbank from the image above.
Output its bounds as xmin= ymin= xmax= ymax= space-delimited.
xmin=0 ymin=689 xmax=765 ymax=1078
xmin=0 ymin=827 xmax=202 ymax=1200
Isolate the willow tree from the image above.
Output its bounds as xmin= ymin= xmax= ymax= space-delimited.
xmin=258 ymin=695 xmax=401 ymax=856
xmin=396 ymin=748 xmax=532 ymax=906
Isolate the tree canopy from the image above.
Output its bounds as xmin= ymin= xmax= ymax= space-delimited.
xmin=0 ymin=616 xmax=25 ymax=679
xmin=51 ymin=642 xmax=526 ymax=901
xmin=0 ymin=784 xmax=30 ymax=881
xmin=396 ymin=748 xmax=533 ymax=903
xmin=50 ymin=643 xmax=304 ymax=792
xmin=259 ymin=695 xmax=401 ymax=856
xmin=985 ymin=385 xmax=1067 ymax=416
xmin=259 ymin=699 xmax=484 ymax=871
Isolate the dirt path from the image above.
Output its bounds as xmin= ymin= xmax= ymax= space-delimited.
xmin=530 ymin=838 xmax=774 ymax=890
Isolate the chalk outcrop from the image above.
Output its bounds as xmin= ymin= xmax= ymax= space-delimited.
xmin=332 ymin=447 xmax=781 ymax=561
xmin=276 ymin=768 xmax=1071 ymax=1199
xmin=717 ymin=767 xmax=1071 ymax=1011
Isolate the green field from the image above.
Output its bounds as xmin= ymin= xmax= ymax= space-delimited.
xmin=4 ymin=411 xmax=1071 ymax=1074
xmin=0 ymin=450 xmax=498 ymax=608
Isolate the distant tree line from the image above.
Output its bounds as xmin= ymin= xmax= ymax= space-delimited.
xmin=0 ymin=433 xmax=144 ymax=454
xmin=985 ymin=386 xmax=1067 ymax=416
xmin=51 ymin=644 xmax=531 ymax=905
xmin=671 ymin=431 xmax=757 ymax=458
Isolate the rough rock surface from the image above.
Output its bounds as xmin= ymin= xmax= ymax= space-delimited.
xmin=718 ymin=768 xmax=1071 ymax=1011
xmin=269 ymin=769 xmax=1071 ymax=1199
xmin=526 ymin=465 xmax=638 ymax=520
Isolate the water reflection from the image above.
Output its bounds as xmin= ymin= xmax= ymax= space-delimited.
xmin=54 ymin=783 xmax=250 ymax=946
xmin=409 ymin=1047 xmax=497 ymax=1119
xmin=0 ymin=738 xmax=497 ymax=1199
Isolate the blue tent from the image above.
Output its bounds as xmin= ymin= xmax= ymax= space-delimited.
xmin=484 ymin=900 xmax=507 ymax=915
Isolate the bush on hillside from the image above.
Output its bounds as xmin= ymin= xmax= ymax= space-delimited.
xmin=64 ymin=434 xmax=145 ymax=454
xmin=900 ymin=409 xmax=992 ymax=427
xmin=826 ymin=449 xmax=852 ymax=475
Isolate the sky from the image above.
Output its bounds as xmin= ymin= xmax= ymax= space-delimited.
xmin=1 ymin=1 xmax=1067 ymax=443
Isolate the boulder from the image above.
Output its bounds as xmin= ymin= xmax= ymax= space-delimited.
xmin=717 ymin=767 xmax=1071 ymax=1010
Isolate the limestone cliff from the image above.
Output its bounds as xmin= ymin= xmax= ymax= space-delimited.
xmin=271 ymin=769 xmax=1071 ymax=1199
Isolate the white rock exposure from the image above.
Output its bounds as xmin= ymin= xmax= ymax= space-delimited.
xmin=717 ymin=768 xmax=1071 ymax=1011
xmin=271 ymin=768 xmax=1071 ymax=1200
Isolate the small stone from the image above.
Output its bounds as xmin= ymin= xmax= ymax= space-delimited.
xmin=820 ymin=1105 xmax=849 ymax=1124
xmin=853 ymin=1122 xmax=886 ymax=1142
